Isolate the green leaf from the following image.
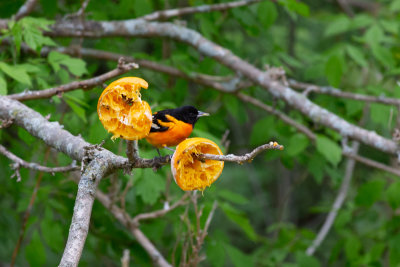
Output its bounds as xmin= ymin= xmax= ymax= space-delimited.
xmin=134 ymin=0 xmax=153 ymax=16
xmin=355 ymin=180 xmax=385 ymax=207
xmin=295 ymin=251 xmax=320 ymax=267
xmin=136 ymin=169 xmax=166 ymax=205
xmin=0 ymin=62 xmax=31 ymax=86
xmin=257 ymin=1 xmax=277 ymax=28
xmin=218 ymin=190 xmax=249 ymax=205
xmin=40 ymin=219 xmax=64 ymax=251
xmin=225 ymin=244 xmax=254 ymax=267
xmin=371 ymin=44 xmax=395 ymax=68
xmin=387 ymin=181 xmax=400 ymax=209
xmin=0 ymin=74 xmax=7 ymax=95
xmin=223 ymin=94 xmax=247 ymax=124
xmin=220 ymin=202 xmax=257 ymax=241
xmin=279 ymin=0 xmax=309 ymax=17
xmin=390 ymin=0 xmax=400 ymax=12
xmin=64 ymin=97 xmax=87 ymax=123
xmin=390 ymin=234 xmax=400 ymax=266
xmin=48 ymin=51 xmax=87 ymax=76
xmin=324 ymin=15 xmax=350 ymax=37
xmin=286 ymin=133 xmax=309 ymax=156
xmin=364 ymin=25 xmax=384 ymax=46
xmin=346 ymin=45 xmax=368 ymax=68
xmin=25 ymin=230 xmax=46 ymax=267
xmin=316 ymin=135 xmax=342 ymax=166
xmin=207 ymin=241 xmax=226 ymax=267
xmin=345 ymin=235 xmax=361 ymax=261
xmin=370 ymin=103 xmax=393 ymax=127
xmin=325 ymin=54 xmax=343 ymax=87
xmin=250 ymin=116 xmax=275 ymax=146
xmin=307 ymin=153 xmax=326 ymax=184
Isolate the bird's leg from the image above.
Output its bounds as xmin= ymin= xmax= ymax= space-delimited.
xmin=156 ymin=148 xmax=161 ymax=157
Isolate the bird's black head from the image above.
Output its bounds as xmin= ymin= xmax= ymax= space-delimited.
xmin=168 ymin=106 xmax=209 ymax=125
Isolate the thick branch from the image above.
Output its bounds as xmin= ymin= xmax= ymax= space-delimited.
xmin=15 ymin=0 xmax=38 ymax=20
xmin=289 ymin=79 xmax=400 ymax=106
xmin=8 ymin=61 xmax=138 ymax=101
xmin=197 ymin=141 xmax=283 ymax=164
xmin=138 ymin=0 xmax=262 ymax=21
xmin=0 ymin=144 xmax=79 ymax=173
xmin=46 ymin=19 xmax=398 ymax=155
xmin=59 ymin=160 xmax=110 ymax=267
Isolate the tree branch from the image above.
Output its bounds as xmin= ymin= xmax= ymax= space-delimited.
xmin=132 ymin=192 xmax=190 ymax=225
xmin=45 ymin=19 xmax=398 ymax=155
xmin=306 ymin=141 xmax=359 ymax=256
xmin=59 ymin=159 xmax=110 ymax=267
xmin=197 ymin=141 xmax=283 ymax=164
xmin=0 ymin=144 xmax=79 ymax=175
xmin=8 ymin=60 xmax=138 ymax=101
xmin=138 ymin=0 xmax=262 ymax=21
xmin=15 ymin=0 xmax=38 ymax=20
xmin=289 ymin=79 xmax=400 ymax=106
xmin=95 ymin=190 xmax=173 ymax=267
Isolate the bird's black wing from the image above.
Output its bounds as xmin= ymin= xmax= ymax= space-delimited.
xmin=149 ymin=111 xmax=171 ymax=132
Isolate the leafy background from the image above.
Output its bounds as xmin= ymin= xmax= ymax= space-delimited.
xmin=1 ymin=0 xmax=400 ymax=266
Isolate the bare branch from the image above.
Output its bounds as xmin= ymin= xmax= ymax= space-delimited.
xmin=306 ymin=141 xmax=359 ymax=256
xmin=289 ymin=79 xmax=400 ymax=106
xmin=197 ymin=141 xmax=283 ymax=164
xmin=45 ymin=20 xmax=398 ymax=155
xmin=237 ymin=92 xmax=317 ymax=141
xmin=8 ymin=61 xmax=138 ymax=101
xmin=138 ymin=0 xmax=262 ymax=21
xmin=10 ymin=148 xmax=50 ymax=267
xmin=59 ymin=159 xmax=111 ymax=267
xmin=15 ymin=0 xmax=38 ymax=20
xmin=121 ymin=249 xmax=130 ymax=267
xmin=76 ymin=0 xmax=91 ymax=17
xmin=132 ymin=192 xmax=190 ymax=225
xmin=126 ymin=140 xmax=139 ymax=164
xmin=0 ymin=144 xmax=79 ymax=174
xmin=95 ymin=190 xmax=172 ymax=267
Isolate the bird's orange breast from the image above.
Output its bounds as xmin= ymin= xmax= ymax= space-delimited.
xmin=145 ymin=115 xmax=193 ymax=148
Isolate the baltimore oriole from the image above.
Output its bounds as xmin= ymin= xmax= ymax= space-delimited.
xmin=145 ymin=106 xmax=209 ymax=149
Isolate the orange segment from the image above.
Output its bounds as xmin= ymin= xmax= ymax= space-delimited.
xmin=97 ymin=77 xmax=152 ymax=140
xmin=171 ymin=137 xmax=224 ymax=191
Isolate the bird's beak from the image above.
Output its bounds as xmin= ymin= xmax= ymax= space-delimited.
xmin=197 ymin=111 xmax=210 ymax=118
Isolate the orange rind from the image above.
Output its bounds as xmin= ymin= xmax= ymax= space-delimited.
xmin=97 ymin=77 xmax=152 ymax=140
xmin=171 ymin=137 xmax=224 ymax=191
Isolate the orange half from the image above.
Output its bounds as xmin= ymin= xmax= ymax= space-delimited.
xmin=97 ymin=77 xmax=152 ymax=140
xmin=171 ymin=137 xmax=224 ymax=191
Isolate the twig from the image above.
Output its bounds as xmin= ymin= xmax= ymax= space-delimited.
xmin=0 ymin=144 xmax=79 ymax=175
xmin=197 ymin=141 xmax=283 ymax=164
xmin=76 ymin=0 xmax=91 ymax=17
xmin=95 ymin=190 xmax=172 ymax=267
xmin=306 ymin=141 xmax=359 ymax=256
xmin=121 ymin=249 xmax=130 ymax=267
xmin=343 ymin=152 xmax=400 ymax=177
xmin=15 ymin=0 xmax=38 ymax=20
xmin=7 ymin=60 xmax=138 ymax=101
xmin=10 ymin=147 xmax=50 ymax=267
xmin=237 ymin=92 xmax=317 ymax=141
xmin=288 ymin=79 xmax=400 ymax=106
xmin=138 ymin=0 xmax=262 ymax=21
xmin=132 ymin=192 xmax=190 ymax=225
xmin=336 ymin=0 xmax=354 ymax=17
xmin=126 ymin=140 xmax=139 ymax=164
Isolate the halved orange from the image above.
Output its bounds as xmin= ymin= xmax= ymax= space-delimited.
xmin=97 ymin=77 xmax=152 ymax=140
xmin=171 ymin=137 xmax=224 ymax=191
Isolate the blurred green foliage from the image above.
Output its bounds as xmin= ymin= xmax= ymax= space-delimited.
xmin=1 ymin=0 xmax=400 ymax=266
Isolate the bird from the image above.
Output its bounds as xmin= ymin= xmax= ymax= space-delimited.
xmin=145 ymin=106 xmax=209 ymax=153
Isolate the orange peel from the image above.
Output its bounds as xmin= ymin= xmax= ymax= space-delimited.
xmin=97 ymin=77 xmax=152 ymax=140
xmin=171 ymin=137 xmax=224 ymax=191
